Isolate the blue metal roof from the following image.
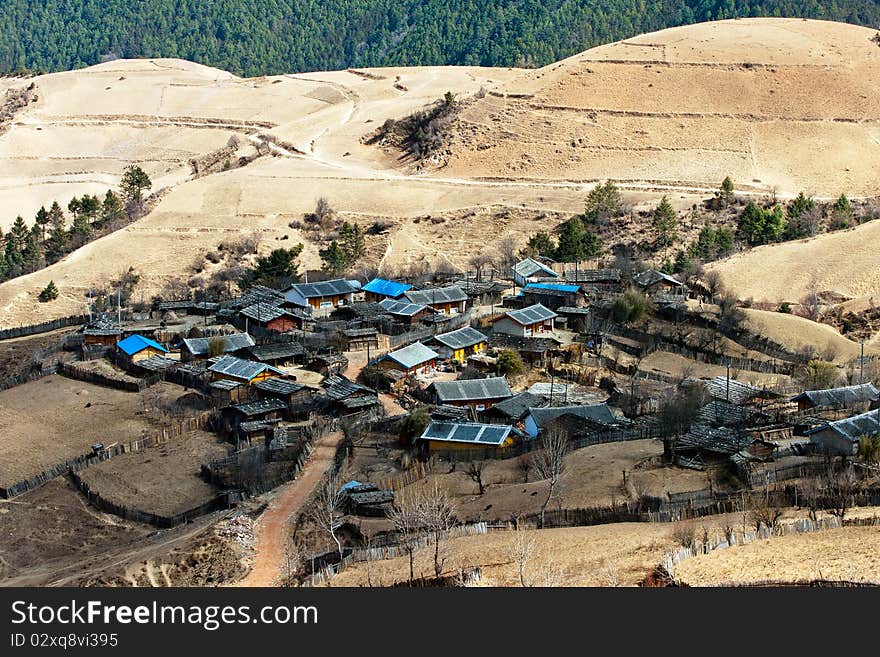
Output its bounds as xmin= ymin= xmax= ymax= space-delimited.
xmin=363 ymin=278 xmax=412 ymax=298
xmin=523 ymin=283 xmax=581 ymax=293
xmin=117 ymin=334 xmax=168 ymax=356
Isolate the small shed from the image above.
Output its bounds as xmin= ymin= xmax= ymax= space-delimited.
xmin=181 ymin=333 xmax=256 ymax=362
xmin=513 ymin=257 xmax=560 ymax=288
xmin=805 ymin=409 xmax=880 ymax=456
xmin=116 ymin=334 xmax=168 ymax=364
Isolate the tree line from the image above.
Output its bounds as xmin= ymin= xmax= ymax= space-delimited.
xmin=0 ymin=165 xmax=151 ymax=289
xmin=3 ymin=1 xmax=880 ymax=77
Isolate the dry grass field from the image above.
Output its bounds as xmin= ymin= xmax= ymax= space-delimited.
xmin=1 ymin=19 xmax=879 ymax=327
xmin=673 ymin=525 xmax=880 ymax=585
xmin=76 ymin=430 xmax=228 ymax=517
xmin=0 ymin=375 xmax=190 ymax=487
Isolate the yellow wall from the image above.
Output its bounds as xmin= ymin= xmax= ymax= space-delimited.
xmin=130 ymin=346 xmax=165 ymax=362
xmin=426 ymin=436 xmax=513 ymax=451
xmin=212 ymin=370 xmax=278 ymax=386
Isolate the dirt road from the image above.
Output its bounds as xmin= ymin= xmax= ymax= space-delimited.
xmin=233 ymin=430 xmax=344 ymax=587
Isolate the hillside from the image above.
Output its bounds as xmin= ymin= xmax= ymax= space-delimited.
xmin=0 ymin=19 xmax=879 ymax=327
xmin=2 ymin=2 xmax=880 ymax=76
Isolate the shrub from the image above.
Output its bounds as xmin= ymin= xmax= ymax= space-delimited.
xmin=496 ymin=349 xmax=526 ymax=377
xmin=612 ymin=288 xmax=652 ymax=323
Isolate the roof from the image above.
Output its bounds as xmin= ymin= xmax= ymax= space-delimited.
xmin=287 ymin=279 xmax=360 ymax=300
xmin=419 ymin=421 xmax=514 ymax=446
xmin=702 ymin=377 xmax=781 ymax=404
xmin=513 ymin=258 xmax=559 ymax=279
xmin=634 ymin=269 xmax=684 ymax=288
xmin=791 ymin=383 xmax=879 ymax=408
xmin=208 ymin=355 xmax=284 ymax=381
xmin=378 ymin=298 xmax=428 ymax=317
xmin=555 ymin=306 xmax=591 ymax=316
xmin=528 ymin=403 xmax=619 ymax=429
xmin=486 ymin=391 xmax=548 ymax=420
xmin=230 ymin=285 xmax=285 ymax=310
xmin=564 ymin=268 xmax=622 ymax=283
xmin=210 ymin=378 xmax=243 ymax=391
xmin=698 ymin=400 xmax=762 ymax=427
xmin=382 ymin=342 xmax=439 ymax=369
xmin=522 ymin=283 xmax=581 ymax=294
xmin=253 ymin=378 xmax=306 ymax=396
xmin=134 ymin=355 xmax=178 ymax=372
xmin=247 ymin=342 xmax=305 ymax=362
xmin=323 ymin=375 xmax=372 ymax=400
xmin=433 ymin=326 xmax=488 ymax=351
xmin=489 ymin=333 xmax=562 ymax=353
xmin=117 ymin=334 xmax=168 ymax=356
xmin=362 ymin=278 xmax=411 ymax=298
xmin=404 ymin=286 xmax=468 ymax=306
xmin=676 ymin=424 xmax=751 ymax=455
xmin=240 ymin=302 xmax=300 ymax=323
xmin=526 ymin=382 xmax=604 ymax=406
xmin=431 ymin=377 xmax=513 ymax=403
xmin=344 ymin=328 xmax=379 ymax=338
xmin=182 ymin=333 xmax=255 ymax=356
xmin=230 ymin=398 xmax=288 ymax=417
xmin=805 ymin=409 xmax=880 ymax=443
xmin=501 ymin=304 xmax=558 ymax=326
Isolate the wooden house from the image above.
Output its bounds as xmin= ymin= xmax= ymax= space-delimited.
xmin=428 ymin=376 xmax=513 ymax=412
xmin=180 ymin=333 xmax=255 ymax=362
xmin=83 ymin=322 xmax=123 ymax=347
xmin=520 ymin=283 xmax=583 ymax=310
xmin=633 ymin=269 xmax=687 ymax=296
xmin=377 ymin=298 xmax=432 ymax=327
xmin=239 ymin=302 xmax=306 ymax=333
xmin=493 ymin=304 xmax=557 ymax=337
xmin=513 ymin=257 xmax=559 ymax=288
xmin=417 ymin=421 xmax=516 ymax=454
xmin=564 ymin=268 xmax=623 ymax=293
xmin=221 ymin=398 xmax=287 ymax=434
xmin=253 ymin=377 xmax=315 ymax=416
xmin=480 ymin=391 xmax=548 ymax=426
xmin=791 ymin=383 xmax=879 ymax=414
xmin=116 ymin=334 xmax=168 ymax=364
xmin=362 ymin=278 xmax=412 ymax=302
xmin=430 ymin=326 xmax=488 ymax=362
xmin=283 ymin=279 xmax=360 ymax=315
xmin=523 ymin=403 xmax=620 ymax=440
xmin=805 ymin=409 xmax=879 ymax=456
xmin=377 ymin=341 xmax=439 ymax=376
xmin=403 ymin=286 xmax=468 ymax=316
xmin=246 ymin=342 xmax=306 ymax=367
xmin=209 ymin=378 xmax=248 ymax=405
xmin=208 ymin=355 xmax=285 ymax=386
xmin=343 ymin=328 xmax=380 ymax=351
xmin=322 ymin=375 xmax=381 ymax=416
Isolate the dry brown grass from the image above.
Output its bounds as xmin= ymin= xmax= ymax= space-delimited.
xmin=673 ymin=525 xmax=880 ymax=586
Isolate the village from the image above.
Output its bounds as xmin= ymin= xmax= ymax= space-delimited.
xmin=1 ymin=241 xmax=879 ymax=588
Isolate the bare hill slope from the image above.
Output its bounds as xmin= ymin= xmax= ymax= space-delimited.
xmin=0 ymin=19 xmax=878 ymax=327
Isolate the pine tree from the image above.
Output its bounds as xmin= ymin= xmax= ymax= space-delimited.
xmin=5 ymin=215 xmax=29 ymax=271
xmin=22 ymin=224 xmax=43 ymax=272
xmin=320 ymin=240 xmax=348 ymax=275
xmin=719 ymin=176 xmax=735 ymax=206
xmin=120 ymin=165 xmax=152 ymax=206
xmin=102 ymin=189 xmax=126 ymax=226
xmin=339 ymin=221 xmax=365 ymax=265
xmin=34 ymin=205 xmax=49 ymax=242
xmin=584 ymin=180 xmax=621 ymax=224
xmin=38 ymin=280 xmax=59 ymax=302
xmin=45 ymin=201 xmax=69 ymax=260
xmin=555 ymin=216 xmax=587 ymax=262
xmin=520 ymin=231 xmax=556 ymax=259
xmin=652 ymin=196 xmax=678 ymax=249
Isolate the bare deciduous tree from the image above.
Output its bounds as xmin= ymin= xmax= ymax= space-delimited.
xmin=823 ymin=462 xmax=858 ymax=522
xmin=466 ymin=460 xmax=486 ymax=495
xmin=418 ymin=482 xmax=457 ymax=578
xmin=507 ymin=527 xmax=536 ymax=587
xmin=749 ymin=498 xmax=784 ymax=533
xmin=310 ymin=476 xmax=346 ymax=558
xmin=531 ymin=428 xmax=570 ymax=528
xmin=387 ymin=489 xmax=420 ymax=583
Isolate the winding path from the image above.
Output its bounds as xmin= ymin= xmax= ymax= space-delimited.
xmin=233 ymin=430 xmax=344 ymax=587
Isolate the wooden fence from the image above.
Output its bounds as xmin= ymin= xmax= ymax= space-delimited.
xmin=0 ymin=363 xmax=59 ymax=393
xmin=58 ymin=361 xmax=162 ymax=392
xmin=0 ymin=315 xmax=87 ymax=341
xmin=0 ymin=411 xmax=214 ymax=499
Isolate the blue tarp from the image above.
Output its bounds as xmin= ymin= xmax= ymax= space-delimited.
xmin=363 ymin=278 xmax=412 ymax=298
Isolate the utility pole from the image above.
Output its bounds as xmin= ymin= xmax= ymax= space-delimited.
xmin=726 ymin=361 xmax=731 ymax=404
xmin=117 ymin=287 xmax=121 ymax=327
xmin=860 ymin=340 xmax=865 ymax=385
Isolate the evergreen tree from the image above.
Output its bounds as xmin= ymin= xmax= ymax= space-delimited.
xmin=102 ymin=189 xmax=126 ymax=226
xmin=320 ymin=240 xmax=348 ymax=275
xmin=521 ymin=231 xmax=556 ymax=259
xmin=829 ymin=193 xmax=854 ymax=229
xmin=38 ymin=280 xmax=59 ymax=302
xmin=34 ymin=206 xmax=49 ymax=242
xmin=715 ymin=227 xmax=734 ymax=255
xmin=5 ymin=215 xmax=29 ymax=272
xmin=718 ymin=176 xmax=735 ymax=206
xmin=244 ymin=245 xmax=303 ymax=287
xmin=45 ymin=201 xmax=69 ymax=260
xmin=555 ymin=216 xmax=587 ymax=262
xmin=652 ymin=195 xmax=678 ymax=249
xmin=120 ymin=165 xmax=152 ymax=206
xmin=584 ymin=180 xmax=621 ymax=224
xmin=22 ymin=224 xmax=43 ymax=272
xmin=338 ymin=221 xmax=365 ymax=265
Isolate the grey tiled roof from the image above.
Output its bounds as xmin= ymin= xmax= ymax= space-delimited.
xmin=378 ymin=298 xmax=428 ymax=317
xmin=528 ymin=403 xmax=619 ymax=428
xmin=253 ymin=378 xmax=306 ymax=395
xmin=485 ymin=391 xmax=548 ymax=420
xmin=289 ymin=279 xmax=360 ymax=298
xmin=183 ymin=333 xmax=255 ymax=356
xmin=208 ymin=355 xmax=283 ymax=381
xmin=791 ymin=383 xmax=879 ymax=408
xmin=805 ymin=409 xmax=880 ymax=443
xmin=513 ymin=258 xmax=558 ymax=279
xmin=230 ymin=398 xmax=288 ymax=417
xmin=433 ymin=326 xmax=488 ymax=350
xmin=504 ymin=304 xmax=557 ymax=325
xmin=404 ymin=286 xmax=468 ymax=306
xmin=431 ymin=376 xmax=512 ymax=403
xmin=383 ymin=342 xmax=439 ymax=369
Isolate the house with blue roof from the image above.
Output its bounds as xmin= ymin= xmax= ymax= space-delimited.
xmin=363 ymin=278 xmax=412 ymax=302
xmin=116 ymin=334 xmax=168 ymax=364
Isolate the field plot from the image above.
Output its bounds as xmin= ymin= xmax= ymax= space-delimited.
xmin=0 ymin=478 xmax=153 ymax=585
xmin=380 ymin=439 xmax=709 ymax=523
xmin=673 ymin=526 xmax=880 ymax=586
xmin=0 ymin=375 xmax=190 ymax=488
xmin=76 ymin=430 xmax=228 ymax=517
